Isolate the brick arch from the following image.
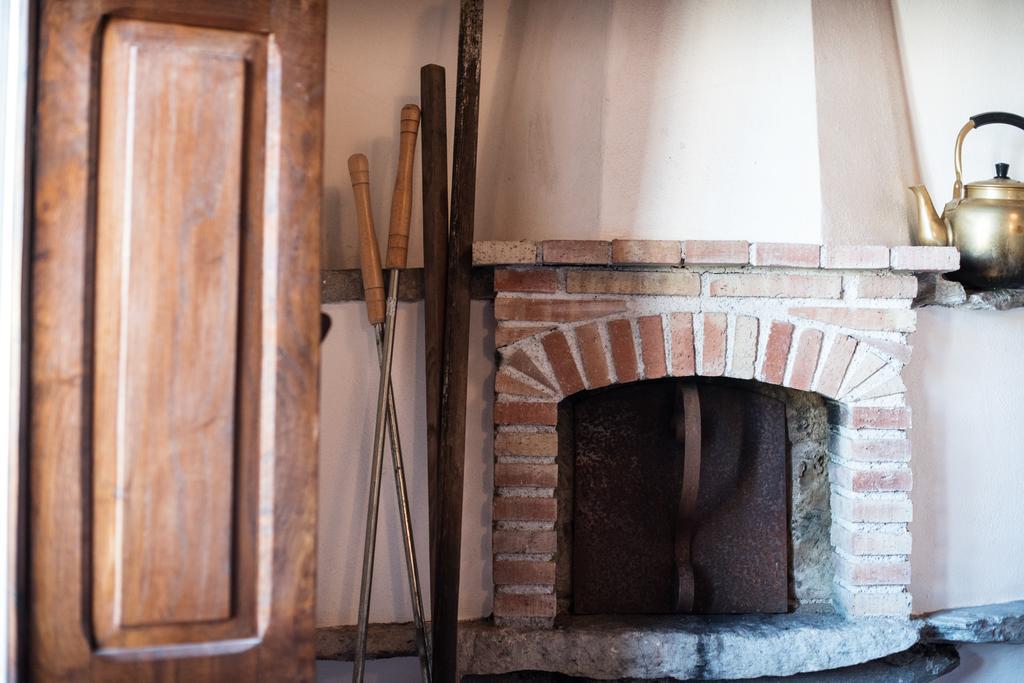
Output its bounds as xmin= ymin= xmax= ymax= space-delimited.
xmin=494 ymin=312 xmax=905 ymax=406
xmin=491 ymin=310 xmax=914 ymax=623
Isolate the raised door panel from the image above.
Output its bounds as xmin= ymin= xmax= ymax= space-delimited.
xmin=29 ymin=2 xmax=324 ymax=681
xmin=92 ymin=18 xmax=262 ymax=650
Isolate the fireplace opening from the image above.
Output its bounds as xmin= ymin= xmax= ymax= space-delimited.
xmin=554 ymin=378 xmax=834 ymax=618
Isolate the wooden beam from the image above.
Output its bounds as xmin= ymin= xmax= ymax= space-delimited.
xmin=433 ymin=2 xmax=483 ymax=681
xmin=319 ymin=268 xmax=493 ymax=303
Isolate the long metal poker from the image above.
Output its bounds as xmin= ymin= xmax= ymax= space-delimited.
xmin=377 ymin=104 xmax=429 ymax=682
xmin=349 ymin=152 xmax=387 ymax=683
xmin=349 ymin=103 xmax=426 ymax=683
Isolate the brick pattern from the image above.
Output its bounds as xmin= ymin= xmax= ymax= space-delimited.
xmin=699 ymin=313 xmax=727 ymax=376
xmin=821 ymin=245 xmax=890 ymax=269
xmin=490 ymin=259 xmax=918 ymax=621
xmin=541 ymin=240 xmax=610 ymax=265
xmin=494 ymin=269 xmax=559 ymax=293
xmin=709 ymin=273 xmax=841 ymax=298
xmin=567 ymin=269 xmax=700 ymax=296
xmin=607 ymin=319 xmax=640 ymax=383
xmin=575 ymin=322 xmax=611 ymax=389
xmin=474 ymin=239 xmax=960 ymax=276
xmin=683 ymin=239 xmax=749 ymax=265
xmin=890 ymin=245 xmax=959 ymax=272
xmin=637 ymin=316 xmax=667 ymax=379
xmin=612 ymin=239 xmax=682 ymax=265
xmin=670 ymin=312 xmax=696 ymax=376
xmin=750 ymin=242 xmax=821 ymax=268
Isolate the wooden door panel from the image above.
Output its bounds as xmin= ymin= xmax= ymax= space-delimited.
xmin=30 ymin=2 xmax=323 ymax=680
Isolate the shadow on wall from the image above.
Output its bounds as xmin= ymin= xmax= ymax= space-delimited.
xmin=475 ymin=0 xmax=821 ymax=244
xmin=906 ymin=308 xmax=1024 ymax=614
xmin=475 ymin=0 xmax=611 ymax=241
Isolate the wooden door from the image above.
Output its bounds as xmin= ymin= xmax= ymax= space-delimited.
xmin=28 ymin=1 xmax=324 ymax=680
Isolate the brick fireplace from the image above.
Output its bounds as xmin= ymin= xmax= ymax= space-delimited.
xmin=475 ymin=239 xmax=958 ymax=629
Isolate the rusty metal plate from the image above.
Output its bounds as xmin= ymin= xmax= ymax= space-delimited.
xmin=571 ymin=379 xmax=788 ymax=615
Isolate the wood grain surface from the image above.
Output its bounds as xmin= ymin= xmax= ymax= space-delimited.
xmin=433 ymin=2 xmax=483 ymax=681
xmin=29 ymin=1 xmax=324 ymax=680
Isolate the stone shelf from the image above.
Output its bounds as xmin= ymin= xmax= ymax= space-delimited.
xmin=316 ymin=614 xmax=923 ymax=680
xmin=918 ymin=600 xmax=1024 ymax=644
xmin=914 ymin=274 xmax=1024 ymax=310
xmin=459 ymin=613 xmax=919 ymax=681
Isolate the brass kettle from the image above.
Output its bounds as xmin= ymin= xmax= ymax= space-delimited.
xmin=909 ymin=111 xmax=1024 ymax=288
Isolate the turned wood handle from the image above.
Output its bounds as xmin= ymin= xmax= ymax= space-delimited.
xmin=385 ymin=104 xmax=421 ymax=270
xmin=348 ymin=153 xmax=386 ymax=324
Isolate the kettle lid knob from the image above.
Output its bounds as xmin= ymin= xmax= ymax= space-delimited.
xmin=996 ymin=162 xmax=1010 ymax=179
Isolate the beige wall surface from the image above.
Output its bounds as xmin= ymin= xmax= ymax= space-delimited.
xmin=322 ymin=0 xmax=822 ymax=270
xmin=318 ymin=0 xmax=1024 ymax=678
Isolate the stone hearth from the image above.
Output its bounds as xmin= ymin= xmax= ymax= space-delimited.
xmin=469 ymin=238 xmax=958 ymax=678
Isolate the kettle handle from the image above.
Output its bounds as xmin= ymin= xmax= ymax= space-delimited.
xmin=953 ymin=112 xmax=1024 ymax=199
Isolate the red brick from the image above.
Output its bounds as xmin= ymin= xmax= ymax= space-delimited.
xmin=495 ymin=371 xmax=552 ymax=399
xmin=575 ymin=322 xmax=612 ymax=388
xmin=494 ymin=269 xmax=559 ymax=293
xmin=789 ymin=306 xmax=916 ymax=332
xmin=493 ymin=560 xmax=556 ymax=585
xmin=750 ymin=242 xmax=821 ymax=267
xmin=831 ymin=523 xmax=911 ymax=556
xmin=541 ymin=240 xmax=610 ymax=264
xmin=709 ymin=273 xmax=841 ymax=298
xmin=494 ymin=401 xmax=557 ymax=426
xmin=566 ymin=270 xmax=699 ymax=296
xmin=890 ymin=246 xmax=959 ymax=272
xmin=683 ymin=240 xmax=749 ymax=265
xmin=473 ymin=240 xmax=538 ymax=265
xmin=607 ymin=319 xmax=639 ymax=383
xmin=700 ymin=313 xmax=727 ymax=376
xmin=831 ymin=492 xmax=912 ymax=523
xmin=495 ymin=463 xmax=558 ymax=488
xmin=786 ymin=328 xmax=823 ymax=391
xmin=729 ymin=316 xmax=759 ymax=380
xmin=671 ymin=313 xmax=696 ymax=376
xmin=493 ymin=497 xmax=557 ymax=522
xmin=828 ymin=404 xmax=912 ymax=430
xmin=504 ymin=349 xmax=556 ymax=391
xmin=494 ymin=431 xmax=558 ymax=458
xmin=493 ymin=592 xmax=556 ymax=618
xmin=835 ymin=556 xmax=911 ymax=586
xmin=829 ymin=462 xmax=913 ymax=493
xmin=828 ymin=433 xmax=911 ymax=462
xmin=820 ymin=245 xmax=890 ymax=269
xmin=834 ymin=584 xmax=911 ymax=617
xmin=496 ymin=324 xmax=556 ymax=347
xmin=492 ymin=529 xmax=557 ymax=554
xmin=638 ymin=315 xmax=667 ymax=379
xmin=759 ymin=321 xmax=794 ymax=384
xmin=853 ymin=337 xmax=913 ymax=365
xmin=814 ymin=335 xmax=858 ymax=398
xmin=670 ymin=312 xmax=696 ymax=376
xmin=495 ymin=296 xmax=627 ymax=323
xmin=541 ymin=331 xmax=584 ymax=395
xmin=611 ymin=239 xmax=682 ymax=265
xmin=846 ymin=274 xmax=918 ymax=299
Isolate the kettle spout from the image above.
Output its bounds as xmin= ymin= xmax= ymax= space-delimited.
xmin=908 ymin=185 xmax=950 ymax=247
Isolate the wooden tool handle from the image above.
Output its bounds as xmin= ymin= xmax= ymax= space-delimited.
xmin=385 ymin=104 xmax=421 ymax=269
xmin=348 ymin=153 xmax=386 ymax=324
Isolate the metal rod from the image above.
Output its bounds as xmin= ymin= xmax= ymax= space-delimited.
xmin=353 ymin=272 xmax=401 ymax=682
xmin=374 ymin=316 xmax=432 ymax=683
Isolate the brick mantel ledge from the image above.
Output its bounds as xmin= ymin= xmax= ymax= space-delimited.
xmin=473 ymin=239 xmax=960 ymax=272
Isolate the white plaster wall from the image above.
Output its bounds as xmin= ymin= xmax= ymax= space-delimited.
xmin=895 ymin=0 xmax=1024 ymax=627
xmin=319 ymin=0 xmax=1024 ymax=677
xmin=322 ymin=0 xmax=822 ymax=270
